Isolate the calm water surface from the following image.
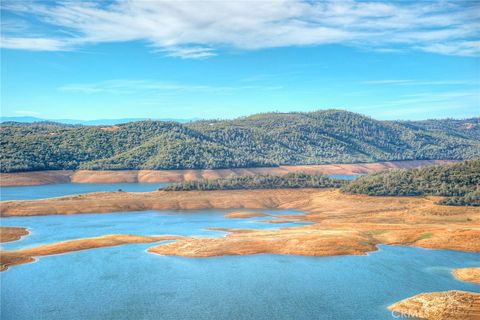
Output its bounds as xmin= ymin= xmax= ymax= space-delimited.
xmin=0 ymin=174 xmax=359 ymax=201
xmin=1 ymin=184 xmax=479 ymax=320
xmin=0 ymin=209 xmax=307 ymax=251
xmin=0 ymin=183 xmax=167 ymax=201
xmin=328 ymin=174 xmax=362 ymax=180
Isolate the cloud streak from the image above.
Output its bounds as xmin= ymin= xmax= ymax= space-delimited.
xmin=57 ymin=79 xmax=283 ymax=94
xmin=360 ymin=79 xmax=479 ymax=86
xmin=1 ymin=0 xmax=479 ymax=57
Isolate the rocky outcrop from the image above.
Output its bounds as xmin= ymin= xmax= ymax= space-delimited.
xmin=389 ymin=290 xmax=480 ymax=320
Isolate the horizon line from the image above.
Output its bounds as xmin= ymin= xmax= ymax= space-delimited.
xmin=1 ymin=109 xmax=479 ymax=125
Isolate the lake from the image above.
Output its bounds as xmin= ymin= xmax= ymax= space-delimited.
xmin=0 ymin=209 xmax=309 ymax=251
xmin=0 ymin=174 xmax=359 ymax=201
xmin=1 ymin=183 xmax=479 ymax=320
xmin=0 ymin=183 xmax=167 ymax=201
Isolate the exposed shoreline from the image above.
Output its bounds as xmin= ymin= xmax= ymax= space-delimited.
xmin=224 ymin=211 xmax=268 ymax=219
xmin=389 ymin=267 xmax=480 ymax=319
xmin=0 ymin=226 xmax=29 ymax=243
xmin=0 ymin=234 xmax=180 ymax=271
xmin=1 ymin=188 xmax=478 ymax=266
xmin=453 ymin=268 xmax=480 ymax=285
xmin=1 ymin=187 xmax=479 ymax=320
xmin=0 ymin=159 xmax=457 ymax=186
xmin=388 ymin=290 xmax=480 ymax=320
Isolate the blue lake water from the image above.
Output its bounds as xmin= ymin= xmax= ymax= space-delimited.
xmin=0 ymin=209 xmax=308 ymax=251
xmin=0 ymin=174 xmax=358 ymax=201
xmin=328 ymin=174 xmax=362 ymax=180
xmin=1 ymin=184 xmax=479 ymax=320
xmin=1 ymin=241 xmax=479 ymax=320
xmin=0 ymin=183 xmax=167 ymax=201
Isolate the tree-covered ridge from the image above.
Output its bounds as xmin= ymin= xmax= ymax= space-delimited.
xmin=341 ymin=159 xmax=480 ymax=206
xmin=1 ymin=110 xmax=479 ymax=172
xmin=162 ymin=172 xmax=346 ymax=191
xmin=402 ymin=117 xmax=480 ymax=140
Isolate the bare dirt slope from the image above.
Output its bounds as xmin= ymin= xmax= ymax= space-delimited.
xmin=0 ymin=160 xmax=456 ymax=186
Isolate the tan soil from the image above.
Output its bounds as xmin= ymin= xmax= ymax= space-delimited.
xmin=0 ymin=160 xmax=456 ymax=186
xmin=0 ymin=234 xmax=179 ymax=271
xmin=2 ymin=188 xmax=478 ymax=259
xmin=388 ymin=290 xmax=480 ymax=320
xmin=453 ymin=268 xmax=480 ymax=285
xmin=0 ymin=226 xmax=29 ymax=243
xmin=224 ymin=211 xmax=268 ymax=218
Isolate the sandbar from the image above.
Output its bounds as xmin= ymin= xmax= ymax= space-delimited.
xmin=258 ymin=219 xmax=295 ymax=224
xmin=224 ymin=211 xmax=268 ymax=218
xmin=453 ymin=268 xmax=480 ymax=285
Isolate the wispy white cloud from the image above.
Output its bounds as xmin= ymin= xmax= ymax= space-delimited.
xmin=1 ymin=0 xmax=479 ymax=57
xmin=414 ymin=41 xmax=480 ymax=57
xmin=361 ymin=80 xmax=413 ymax=85
xmin=158 ymin=46 xmax=217 ymax=59
xmin=0 ymin=37 xmax=70 ymax=51
xmin=356 ymin=89 xmax=479 ymax=119
xmin=360 ymin=79 xmax=479 ymax=86
xmin=57 ymin=79 xmax=283 ymax=94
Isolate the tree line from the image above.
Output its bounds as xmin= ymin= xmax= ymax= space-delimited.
xmin=163 ymin=160 xmax=479 ymax=206
xmin=162 ymin=172 xmax=346 ymax=191
xmin=341 ymin=159 xmax=480 ymax=206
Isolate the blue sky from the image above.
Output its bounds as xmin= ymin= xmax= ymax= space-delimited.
xmin=1 ymin=0 xmax=479 ymax=120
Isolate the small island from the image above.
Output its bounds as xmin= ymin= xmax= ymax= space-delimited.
xmin=453 ymin=268 xmax=480 ymax=285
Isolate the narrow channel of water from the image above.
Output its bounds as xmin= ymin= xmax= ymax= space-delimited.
xmin=0 ymin=183 xmax=167 ymax=201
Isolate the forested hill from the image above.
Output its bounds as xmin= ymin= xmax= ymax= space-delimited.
xmin=341 ymin=159 xmax=480 ymax=206
xmin=401 ymin=117 xmax=480 ymax=140
xmin=1 ymin=110 xmax=479 ymax=173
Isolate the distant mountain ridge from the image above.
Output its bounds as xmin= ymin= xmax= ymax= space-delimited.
xmin=1 ymin=110 xmax=479 ymax=173
xmin=0 ymin=116 xmax=197 ymax=125
xmin=401 ymin=118 xmax=480 ymax=140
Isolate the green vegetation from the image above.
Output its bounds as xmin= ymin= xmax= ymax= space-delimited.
xmin=164 ymin=160 xmax=480 ymax=207
xmin=162 ymin=172 xmax=345 ymax=191
xmin=1 ymin=110 xmax=479 ymax=172
xmin=341 ymin=160 xmax=480 ymax=206
xmin=416 ymin=232 xmax=433 ymax=241
xmin=402 ymin=117 xmax=480 ymax=140
xmin=439 ymin=189 xmax=480 ymax=206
